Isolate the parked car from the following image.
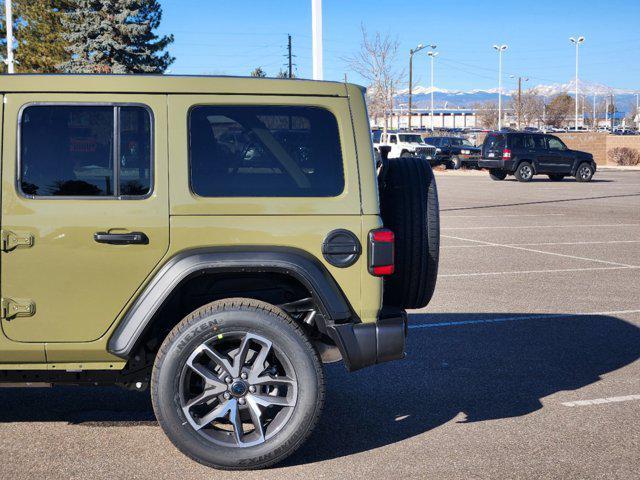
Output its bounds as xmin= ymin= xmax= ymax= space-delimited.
xmin=426 ymin=136 xmax=481 ymax=169
xmin=478 ymin=131 xmax=597 ymax=182
xmin=0 ymin=74 xmax=440 ymax=470
xmin=373 ymin=130 xmax=437 ymax=161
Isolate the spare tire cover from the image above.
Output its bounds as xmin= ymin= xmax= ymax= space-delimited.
xmin=379 ymin=157 xmax=439 ymax=309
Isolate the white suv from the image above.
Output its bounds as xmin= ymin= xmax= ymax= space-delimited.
xmin=373 ymin=131 xmax=437 ymax=160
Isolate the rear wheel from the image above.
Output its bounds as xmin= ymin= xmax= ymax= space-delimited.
xmin=379 ymin=157 xmax=439 ymax=309
xmin=515 ymin=162 xmax=534 ymax=182
xmin=548 ymin=174 xmax=565 ymax=181
xmin=575 ymin=162 xmax=594 ymax=182
xmin=152 ymin=298 xmax=324 ymax=470
xmin=489 ymin=169 xmax=507 ymax=180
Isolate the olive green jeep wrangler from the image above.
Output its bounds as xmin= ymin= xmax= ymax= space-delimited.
xmin=0 ymin=75 xmax=439 ymax=469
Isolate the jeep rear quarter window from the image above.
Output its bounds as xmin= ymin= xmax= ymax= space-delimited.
xmin=189 ymin=105 xmax=344 ymax=197
xmin=19 ymin=105 xmax=152 ymax=198
xmin=484 ymin=134 xmax=505 ymax=151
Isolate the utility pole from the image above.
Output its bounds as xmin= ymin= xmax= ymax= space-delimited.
xmin=408 ymin=43 xmax=426 ymax=130
xmin=510 ymin=75 xmax=528 ymax=129
xmin=311 ymin=0 xmax=323 ymax=80
xmin=493 ymin=44 xmax=508 ymax=130
xmin=592 ymin=94 xmax=596 ymax=130
xmin=287 ymin=34 xmax=293 ymax=78
xmin=4 ymin=0 xmax=14 ymax=74
xmin=570 ymin=36 xmax=585 ymax=131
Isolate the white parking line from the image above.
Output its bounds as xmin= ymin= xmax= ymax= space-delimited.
xmin=443 ymin=240 xmax=640 ymax=249
xmin=408 ymin=309 xmax=640 ymax=329
xmin=442 ymin=234 xmax=638 ymax=268
xmin=442 ymin=213 xmax=566 ymax=219
xmin=562 ymin=395 xmax=640 ymax=407
xmin=442 ymin=223 xmax=640 ymax=231
xmin=440 ymin=266 xmax=638 ymax=278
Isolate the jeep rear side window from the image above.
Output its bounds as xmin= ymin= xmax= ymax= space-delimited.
xmin=19 ymin=105 xmax=152 ymax=198
xmin=189 ymin=105 xmax=344 ymax=197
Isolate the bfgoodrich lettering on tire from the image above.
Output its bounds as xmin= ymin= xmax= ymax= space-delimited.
xmin=151 ymin=298 xmax=324 ymax=470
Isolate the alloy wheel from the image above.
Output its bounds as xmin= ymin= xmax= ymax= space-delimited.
xmin=520 ymin=165 xmax=533 ymax=180
xmin=579 ymin=166 xmax=592 ymax=180
xmin=179 ymin=332 xmax=297 ymax=448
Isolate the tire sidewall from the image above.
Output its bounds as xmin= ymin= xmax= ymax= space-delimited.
xmin=152 ymin=306 xmax=321 ymax=469
xmin=489 ymin=169 xmax=507 ymax=180
xmin=516 ymin=162 xmax=533 ymax=182
xmin=576 ymin=163 xmax=594 ymax=182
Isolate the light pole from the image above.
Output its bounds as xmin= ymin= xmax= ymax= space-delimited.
xmin=311 ymin=0 xmax=323 ymax=80
xmin=570 ymin=36 xmax=585 ymax=131
xmin=428 ymin=47 xmax=438 ymax=130
xmin=592 ymin=94 xmax=597 ymax=130
xmin=510 ymin=75 xmax=528 ymax=129
xmin=636 ymin=93 xmax=639 ymax=129
xmin=4 ymin=0 xmax=14 ymax=73
xmin=493 ymin=44 xmax=508 ymax=130
xmin=408 ymin=43 xmax=427 ymax=129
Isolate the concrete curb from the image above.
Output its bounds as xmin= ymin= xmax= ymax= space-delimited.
xmin=597 ymin=166 xmax=640 ymax=171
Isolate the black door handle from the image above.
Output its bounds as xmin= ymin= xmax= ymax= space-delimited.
xmin=94 ymin=232 xmax=149 ymax=245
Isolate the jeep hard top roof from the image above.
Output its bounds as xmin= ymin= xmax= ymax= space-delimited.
xmin=0 ymin=74 xmax=357 ymax=97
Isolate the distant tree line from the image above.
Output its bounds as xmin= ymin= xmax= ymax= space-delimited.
xmin=250 ymin=66 xmax=294 ymax=79
xmin=0 ymin=0 xmax=173 ymax=73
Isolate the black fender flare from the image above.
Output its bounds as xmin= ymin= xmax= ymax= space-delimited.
xmin=107 ymin=247 xmax=354 ymax=357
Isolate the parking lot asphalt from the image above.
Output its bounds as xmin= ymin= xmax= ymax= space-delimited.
xmin=1 ymin=170 xmax=639 ymax=479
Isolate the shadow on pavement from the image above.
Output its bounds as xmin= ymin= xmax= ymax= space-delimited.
xmin=286 ymin=312 xmax=640 ymax=465
xmin=0 ymin=312 xmax=638 ymax=465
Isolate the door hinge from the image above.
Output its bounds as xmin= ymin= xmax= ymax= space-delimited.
xmin=1 ymin=230 xmax=34 ymax=252
xmin=1 ymin=297 xmax=36 ymax=320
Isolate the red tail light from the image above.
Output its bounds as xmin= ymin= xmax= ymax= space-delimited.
xmin=502 ymin=148 xmax=511 ymax=159
xmin=368 ymin=228 xmax=395 ymax=276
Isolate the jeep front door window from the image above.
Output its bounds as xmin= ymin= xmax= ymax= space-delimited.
xmin=2 ymin=97 xmax=169 ymax=346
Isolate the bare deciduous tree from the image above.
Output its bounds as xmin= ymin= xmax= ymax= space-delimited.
xmin=509 ymin=90 xmax=545 ymax=128
xmin=474 ymin=101 xmax=499 ymax=130
xmin=345 ymin=26 xmax=404 ymax=131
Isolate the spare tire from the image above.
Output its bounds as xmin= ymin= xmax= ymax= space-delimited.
xmin=379 ymin=157 xmax=439 ymax=309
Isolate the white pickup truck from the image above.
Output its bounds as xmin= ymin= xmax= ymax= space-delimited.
xmin=372 ymin=131 xmax=438 ymax=161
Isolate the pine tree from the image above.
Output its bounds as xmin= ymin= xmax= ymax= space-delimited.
xmin=14 ymin=1 xmax=71 ymax=73
xmin=60 ymin=0 xmax=174 ymax=74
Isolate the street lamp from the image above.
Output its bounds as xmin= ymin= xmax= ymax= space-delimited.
xmin=510 ymin=74 xmax=528 ymax=129
xmin=427 ymin=47 xmax=438 ymax=130
xmin=493 ymin=44 xmax=508 ymax=130
xmin=570 ymin=36 xmax=585 ymax=131
xmin=408 ymin=43 xmax=427 ymax=129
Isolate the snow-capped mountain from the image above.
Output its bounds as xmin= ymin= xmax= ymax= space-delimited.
xmin=395 ymin=80 xmax=638 ymax=111
xmin=530 ymin=79 xmax=636 ymax=97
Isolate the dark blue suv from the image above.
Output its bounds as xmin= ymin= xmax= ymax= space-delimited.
xmin=478 ymin=132 xmax=597 ymax=182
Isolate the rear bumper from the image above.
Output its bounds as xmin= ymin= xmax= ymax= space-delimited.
xmin=478 ymin=158 xmax=515 ymax=171
xmin=327 ymin=307 xmax=407 ymax=372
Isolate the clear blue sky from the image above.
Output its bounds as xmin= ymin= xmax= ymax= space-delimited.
xmin=158 ymin=0 xmax=640 ymax=91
